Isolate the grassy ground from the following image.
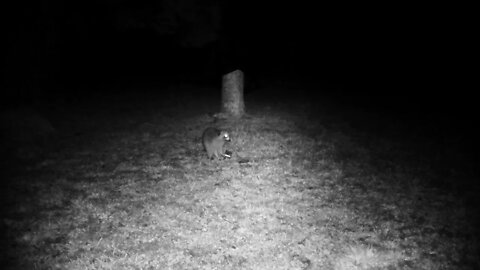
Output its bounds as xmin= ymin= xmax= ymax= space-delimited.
xmin=1 ymin=83 xmax=478 ymax=269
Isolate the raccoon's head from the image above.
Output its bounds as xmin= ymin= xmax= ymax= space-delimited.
xmin=220 ymin=131 xmax=231 ymax=142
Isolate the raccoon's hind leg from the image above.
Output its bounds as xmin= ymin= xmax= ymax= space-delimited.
xmin=212 ymin=149 xmax=220 ymax=160
xmin=207 ymin=150 xmax=215 ymax=160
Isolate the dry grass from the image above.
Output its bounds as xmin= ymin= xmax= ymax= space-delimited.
xmin=1 ymin=85 xmax=478 ymax=269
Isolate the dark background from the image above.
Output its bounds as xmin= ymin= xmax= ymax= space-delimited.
xmin=1 ymin=1 xmax=475 ymax=141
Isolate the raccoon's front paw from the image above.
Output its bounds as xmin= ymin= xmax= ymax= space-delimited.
xmin=223 ymin=150 xmax=232 ymax=159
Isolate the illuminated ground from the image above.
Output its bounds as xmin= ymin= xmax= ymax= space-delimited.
xmin=1 ymin=83 xmax=478 ymax=269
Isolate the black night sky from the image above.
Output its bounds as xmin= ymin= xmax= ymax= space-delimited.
xmin=3 ymin=3 xmax=469 ymax=84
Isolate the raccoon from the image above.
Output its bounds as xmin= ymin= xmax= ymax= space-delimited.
xmin=202 ymin=127 xmax=231 ymax=159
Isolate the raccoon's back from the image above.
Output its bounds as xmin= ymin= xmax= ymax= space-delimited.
xmin=202 ymin=127 xmax=221 ymax=146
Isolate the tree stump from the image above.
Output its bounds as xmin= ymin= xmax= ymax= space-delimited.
xmin=221 ymin=69 xmax=245 ymax=118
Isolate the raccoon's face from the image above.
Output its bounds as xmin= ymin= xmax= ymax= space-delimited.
xmin=220 ymin=131 xmax=231 ymax=142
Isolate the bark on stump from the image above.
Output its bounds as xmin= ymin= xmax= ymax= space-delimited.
xmin=221 ymin=69 xmax=245 ymax=118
